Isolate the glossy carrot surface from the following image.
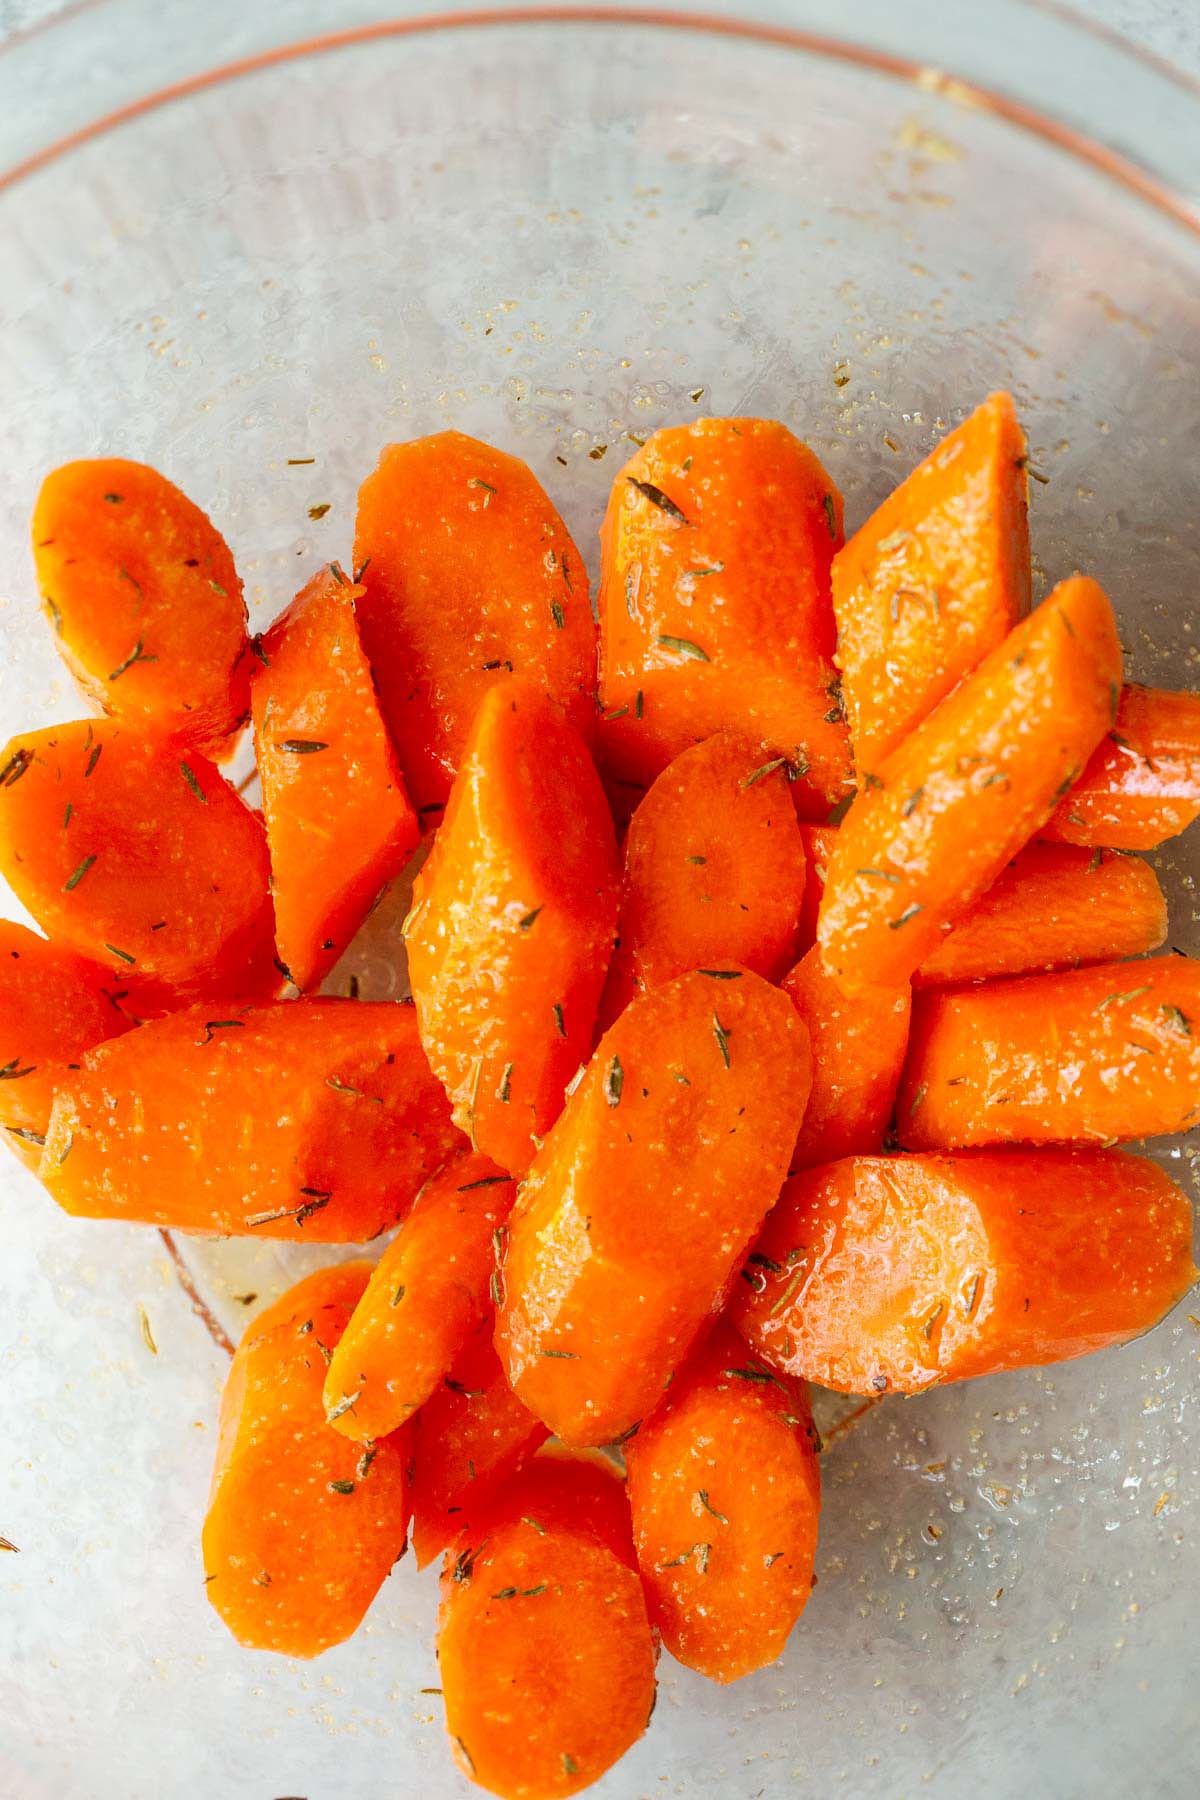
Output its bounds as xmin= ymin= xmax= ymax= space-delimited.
xmin=1042 ymin=683 xmax=1200 ymax=849
xmin=782 ymin=947 xmax=910 ymax=1166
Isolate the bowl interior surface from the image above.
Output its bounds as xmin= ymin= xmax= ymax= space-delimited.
xmin=1 ymin=18 xmax=1198 ymax=1800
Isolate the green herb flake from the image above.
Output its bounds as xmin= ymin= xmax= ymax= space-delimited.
xmin=605 ymin=1055 xmax=624 ymax=1108
xmin=108 ymin=638 xmax=156 ymax=682
xmin=635 ymin=689 xmax=644 ymax=719
xmin=279 ymin=738 xmax=329 ymax=754
xmin=550 ymin=601 xmax=565 ymax=631
xmin=180 ymin=761 xmax=207 ymax=803
xmin=563 ymin=1755 xmax=579 ymax=1778
xmin=742 ymin=756 xmax=789 ymax=788
xmin=470 ymin=477 xmax=498 ymax=505
xmin=657 ymin=634 xmax=709 ymax=662
xmin=391 ymin=1283 xmax=406 ymax=1307
xmin=713 ymin=1013 xmax=731 ymax=1069
xmin=540 ymin=1348 xmax=579 ymax=1359
xmin=497 ymin=1062 xmax=513 ymax=1104
xmin=686 ymin=854 xmax=707 ymax=865
xmin=888 ymin=904 xmax=923 ymax=930
xmin=909 ymin=1083 xmax=927 ymax=1116
xmin=0 ymin=1058 xmax=36 ymax=1081
xmin=857 ymin=866 xmax=900 ymax=884
xmin=552 ymin=1001 xmax=566 ymax=1038
xmin=84 ymin=744 xmax=103 ymax=778
xmin=325 ymin=1391 xmax=360 ymax=1423
xmin=307 ymin=502 xmax=331 ymax=520
xmin=698 ymin=968 xmax=742 ymax=980
xmin=328 ymin=1479 xmax=356 ymax=1496
xmin=1096 ymin=985 xmax=1152 ymax=1011
xmin=518 ymin=906 xmax=543 ymax=931
xmin=697 ymin=1489 xmax=729 ymax=1523
xmin=902 ymin=786 xmax=925 ymax=817
xmin=1161 ymin=1004 xmax=1192 ymax=1037
xmin=522 ymin=1516 xmax=547 ymax=1535
xmin=63 ymin=854 xmax=96 ymax=893
xmin=457 ymin=1174 xmax=513 ymax=1192
xmin=0 ymin=748 xmax=33 ymax=788
xmin=1088 ymin=847 xmax=1104 ymax=872
xmin=628 ymin=477 xmax=689 ymax=524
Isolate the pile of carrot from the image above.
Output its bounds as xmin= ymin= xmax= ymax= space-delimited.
xmin=7 ymin=400 xmax=1198 ymax=1798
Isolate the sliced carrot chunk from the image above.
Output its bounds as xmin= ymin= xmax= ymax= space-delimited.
xmin=33 ymin=459 xmax=250 ymax=756
xmin=437 ymin=1457 xmax=657 ymax=1798
xmin=252 ymin=564 xmax=419 ymax=991
xmin=782 ymin=947 xmax=911 ymax=1166
xmin=0 ymin=720 xmax=273 ymax=994
xmin=817 ymin=576 xmax=1122 ymax=993
xmin=406 ymin=680 xmax=618 ymax=1176
xmin=1042 ymin=683 xmax=1200 ymax=849
xmin=0 ymin=922 xmax=129 ymax=1166
xmin=410 ymin=1326 xmax=549 ymax=1570
xmin=203 ymin=1263 xmax=412 ymax=1656
xmin=323 ymin=1149 xmax=515 ymax=1444
xmin=796 ymin=822 xmax=838 ymax=949
xmin=625 ymin=1322 xmax=820 ymax=1683
xmin=495 ymin=966 xmax=812 ymax=1447
xmin=735 ymin=1150 xmax=1196 ymax=1393
xmin=41 ymin=998 xmax=462 ymax=1240
xmin=833 ymin=393 xmax=1030 ymax=773
xmin=597 ymin=418 xmax=852 ymax=816
xmin=353 ymin=432 xmax=595 ymax=814
xmin=900 ymin=954 xmax=1200 ymax=1148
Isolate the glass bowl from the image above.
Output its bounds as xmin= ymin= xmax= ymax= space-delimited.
xmin=1 ymin=6 xmax=1198 ymax=1797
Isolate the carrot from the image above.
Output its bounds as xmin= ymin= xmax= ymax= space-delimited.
xmin=437 ymin=1456 xmax=657 ymax=1798
xmin=599 ymin=733 xmax=808 ymax=1025
xmin=597 ymin=418 xmax=852 ymax=817
xmin=323 ymin=1149 xmax=516 ymax=1444
xmin=735 ymin=1149 xmax=1196 ymax=1393
xmin=0 ymin=719 xmax=273 ymax=995
xmin=33 ymin=459 xmax=250 ymax=757
xmin=1042 ymin=683 xmax=1200 ymax=849
xmin=832 ymin=393 xmax=1030 ymax=774
xmin=817 ymin=576 xmax=1122 ymax=993
xmin=251 ymin=564 xmax=419 ymax=991
xmin=915 ymin=842 xmax=1167 ymax=985
xmin=40 ymin=998 xmax=462 ymax=1240
xmin=0 ymin=922 xmax=129 ymax=1166
xmin=782 ymin=947 xmax=911 ymax=1166
xmin=405 ymin=680 xmax=618 ymax=1176
xmin=203 ymin=1263 xmax=412 ymax=1656
xmin=495 ymin=966 xmax=812 ymax=1447
xmin=796 ymin=821 xmax=838 ymax=949
xmin=624 ymin=1321 xmax=820 ymax=1683
xmin=410 ymin=1326 xmax=549 ymax=1569
xmin=899 ymin=954 xmax=1200 ymax=1148
xmin=353 ymin=431 xmax=595 ymax=815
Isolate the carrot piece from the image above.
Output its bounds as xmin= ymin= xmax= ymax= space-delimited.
xmin=782 ymin=947 xmax=911 ymax=1166
xmin=915 ymin=843 xmax=1167 ymax=985
xmin=1042 ymin=683 xmax=1200 ymax=849
xmin=405 ymin=680 xmax=618 ymax=1176
xmin=203 ymin=1263 xmax=412 ymax=1656
xmin=251 ymin=564 xmax=419 ymax=991
xmin=624 ymin=1322 xmax=820 ymax=1683
xmin=0 ymin=719 xmax=273 ymax=993
xmin=796 ymin=821 xmax=838 ymax=949
xmin=40 ymin=998 xmax=462 ymax=1240
xmin=437 ymin=1456 xmax=657 ymax=1798
xmin=352 ymin=432 xmax=595 ymax=815
xmin=495 ymin=966 xmax=812 ymax=1447
xmin=734 ymin=1149 xmax=1196 ymax=1393
xmin=323 ymin=1149 xmax=516 ymax=1444
xmin=410 ymin=1326 xmax=549 ymax=1569
xmin=832 ymin=393 xmax=1030 ymax=774
xmin=597 ymin=418 xmax=852 ymax=816
xmin=899 ymin=954 xmax=1200 ymax=1149
xmin=0 ymin=922 xmax=129 ymax=1166
xmin=817 ymin=576 xmax=1122 ymax=994
xmin=33 ymin=459 xmax=250 ymax=757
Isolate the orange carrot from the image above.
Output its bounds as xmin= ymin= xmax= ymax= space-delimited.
xmin=597 ymin=418 xmax=852 ymax=817
xmin=0 ymin=720 xmax=273 ymax=995
xmin=915 ymin=842 xmax=1167 ymax=985
xmin=437 ymin=1456 xmax=657 ymax=1798
xmin=0 ymin=921 xmax=129 ymax=1166
xmin=735 ymin=1150 xmax=1196 ymax=1393
xmin=33 ymin=459 xmax=250 ymax=757
xmin=252 ymin=564 xmax=419 ymax=991
xmin=817 ymin=577 xmax=1122 ymax=993
xmin=405 ymin=680 xmax=618 ymax=1176
xmin=1042 ymin=683 xmax=1200 ymax=849
xmin=899 ymin=954 xmax=1200 ymax=1148
xmin=796 ymin=821 xmax=838 ymax=949
xmin=353 ymin=432 xmax=595 ymax=815
xmin=782 ymin=947 xmax=911 ymax=1166
xmin=323 ymin=1149 xmax=515 ymax=1444
xmin=599 ymin=733 xmax=808 ymax=1025
xmin=40 ymin=998 xmax=462 ymax=1240
xmin=495 ymin=966 xmax=811 ymax=1446
xmin=833 ymin=393 xmax=1030 ymax=774
xmin=624 ymin=1322 xmax=820 ymax=1683
xmin=410 ymin=1326 xmax=549 ymax=1569
xmin=203 ymin=1264 xmax=412 ymax=1656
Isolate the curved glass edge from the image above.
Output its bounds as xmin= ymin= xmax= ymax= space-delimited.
xmin=0 ymin=0 xmax=1198 ymax=212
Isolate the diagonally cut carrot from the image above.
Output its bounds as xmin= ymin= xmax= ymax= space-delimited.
xmin=833 ymin=393 xmax=1030 ymax=774
xmin=782 ymin=947 xmax=911 ymax=1166
xmin=252 ymin=564 xmax=419 ymax=992
xmin=899 ymin=954 xmax=1200 ymax=1147
xmin=734 ymin=1149 xmax=1196 ymax=1393
xmin=597 ymin=418 xmax=852 ymax=816
xmin=323 ymin=1149 xmax=516 ymax=1444
xmin=817 ymin=576 xmax=1122 ymax=993
xmin=33 ymin=459 xmax=250 ymax=757
xmin=796 ymin=822 xmax=838 ymax=950
xmin=1041 ymin=684 xmax=1200 ymax=849
xmin=353 ymin=432 xmax=595 ymax=815
xmin=203 ymin=1263 xmax=412 ymax=1656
